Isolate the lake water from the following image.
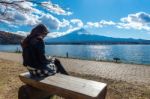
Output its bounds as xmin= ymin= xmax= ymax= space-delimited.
xmin=0 ymin=44 xmax=150 ymax=65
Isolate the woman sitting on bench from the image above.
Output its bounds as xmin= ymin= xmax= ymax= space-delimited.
xmin=21 ymin=24 xmax=68 ymax=77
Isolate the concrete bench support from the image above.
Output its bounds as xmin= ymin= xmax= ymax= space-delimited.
xmin=19 ymin=72 xmax=107 ymax=99
xmin=18 ymin=85 xmax=52 ymax=99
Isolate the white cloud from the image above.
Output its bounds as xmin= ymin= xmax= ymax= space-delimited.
xmin=13 ymin=31 xmax=29 ymax=37
xmin=84 ymin=12 xmax=150 ymax=32
xmin=3 ymin=1 xmax=150 ymax=37
xmin=46 ymin=19 xmax=84 ymax=38
xmin=117 ymin=12 xmax=150 ymax=31
xmin=0 ymin=1 xmax=40 ymax=25
xmin=46 ymin=19 xmax=117 ymax=38
xmin=70 ymin=19 xmax=84 ymax=28
xmin=18 ymin=1 xmax=35 ymax=12
xmin=45 ymin=12 xmax=150 ymax=39
xmin=41 ymin=1 xmax=72 ymax=16
xmin=86 ymin=22 xmax=102 ymax=28
xmin=1 ymin=0 xmax=72 ymax=15
xmin=85 ymin=20 xmax=116 ymax=28
xmin=47 ymin=27 xmax=80 ymax=38
xmin=0 ymin=10 xmax=40 ymax=26
xmin=100 ymin=20 xmax=116 ymax=25
xmin=39 ymin=14 xmax=60 ymax=30
xmin=59 ymin=19 xmax=70 ymax=28
xmin=0 ymin=0 xmax=72 ymax=29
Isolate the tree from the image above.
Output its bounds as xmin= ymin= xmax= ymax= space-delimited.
xmin=0 ymin=0 xmax=70 ymax=23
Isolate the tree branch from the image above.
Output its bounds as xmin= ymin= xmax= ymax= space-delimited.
xmin=0 ymin=0 xmax=63 ymax=22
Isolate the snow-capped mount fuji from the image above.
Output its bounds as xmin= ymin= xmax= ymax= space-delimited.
xmin=45 ymin=28 xmax=150 ymax=44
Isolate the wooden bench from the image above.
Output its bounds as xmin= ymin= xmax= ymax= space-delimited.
xmin=19 ymin=72 xmax=107 ymax=99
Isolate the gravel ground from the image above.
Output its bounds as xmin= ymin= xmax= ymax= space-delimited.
xmin=0 ymin=52 xmax=150 ymax=99
xmin=0 ymin=52 xmax=150 ymax=85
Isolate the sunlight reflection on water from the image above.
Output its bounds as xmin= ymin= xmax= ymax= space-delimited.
xmin=0 ymin=44 xmax=150 ymax=65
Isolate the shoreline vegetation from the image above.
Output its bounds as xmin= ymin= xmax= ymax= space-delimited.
xmin=45 ymin=42 xmax=150 ymax=45
xmin=1 ymin=42 xmax=150 ymax=45
xmin=0 ymin=59 xmax=149 ymax=99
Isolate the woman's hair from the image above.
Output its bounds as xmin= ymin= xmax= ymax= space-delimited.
xmin=30 ymin=24 xmax=49 ymax=38
xmin=21 ymin=24 xmax=49 ymax=48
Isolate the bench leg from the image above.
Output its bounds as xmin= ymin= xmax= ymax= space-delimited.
xmin=18 ymin=85 xmax=53 ymax=99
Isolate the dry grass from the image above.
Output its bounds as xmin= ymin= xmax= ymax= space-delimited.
xmin=0 ymin=59 xmax=27 ymax=99
xmin=0 ymin=59 xmax=149 ymax=99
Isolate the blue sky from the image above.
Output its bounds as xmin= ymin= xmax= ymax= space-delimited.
xmin=1 ymin=0 xmax=150 ymax=40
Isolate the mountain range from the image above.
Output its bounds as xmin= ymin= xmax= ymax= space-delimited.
xmin=0 ymin=31 xmax=24 ymax=44
xmin=0 ymin=29 xmax=150 ymax=45
xmin=45 ymin=28 xmax=150 ymax=44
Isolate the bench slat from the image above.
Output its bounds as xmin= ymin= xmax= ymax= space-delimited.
xmin=19 ymin=72 xmax=107 ymax=99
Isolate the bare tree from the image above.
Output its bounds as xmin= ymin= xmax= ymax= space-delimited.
xmin=0 ymin=0 xmax=67 ymax=22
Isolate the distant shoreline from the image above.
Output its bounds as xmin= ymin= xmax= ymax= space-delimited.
xmin=1 ymin=42 xmax=150 ymax=45
xmin=45 ymin=42 xmax=150 ymax=45
xmin=1 ymin=43 xmax=150 ymax=45
xmin=1 ymin=41 xmax=150 ymax=45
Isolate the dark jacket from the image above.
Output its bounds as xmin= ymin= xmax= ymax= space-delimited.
xmin=21 ymin=37 xmax=49 ymax=69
